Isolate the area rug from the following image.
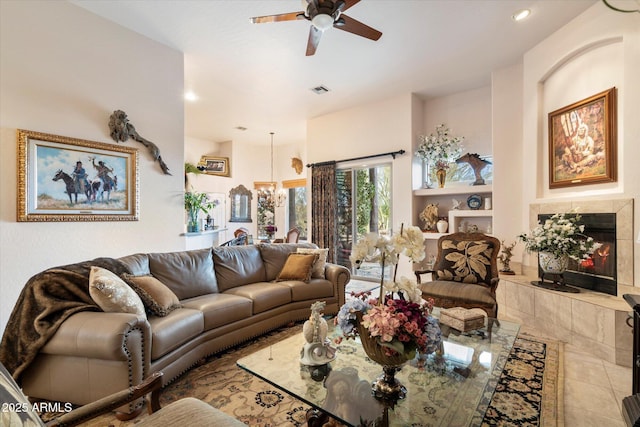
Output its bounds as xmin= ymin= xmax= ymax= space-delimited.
xmin=41 ymin=326 xmax=563 ymax=427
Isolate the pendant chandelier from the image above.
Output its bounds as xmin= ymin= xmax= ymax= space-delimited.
xmin=258 ymin=132 xmax=286 ymax=208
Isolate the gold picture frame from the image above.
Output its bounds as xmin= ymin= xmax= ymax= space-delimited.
xmin=548 ymin=87 xmax=617 ymax=188
xmin=17 ymin=129 xmax=139 ymax=221
xmin=198 ymin=156 xmax=230 ymax=177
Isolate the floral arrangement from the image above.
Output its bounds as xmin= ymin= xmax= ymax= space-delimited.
xmin=518 ymin=211 xmax=601 ymax=261
xmin=416 ymin=124 xmax=464 ymax=169
xmin=335 ymin=225 xmax=442 ymax=359
xmin=264 ymin=224 xmax=277 ymax=236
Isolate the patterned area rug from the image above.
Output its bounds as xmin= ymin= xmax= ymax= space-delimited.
xmin=41 ymin=327 xmax=563 ymax=427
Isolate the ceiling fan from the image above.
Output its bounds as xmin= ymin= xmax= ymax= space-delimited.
xmin=250 ymin=0 xmax=382 ymax=56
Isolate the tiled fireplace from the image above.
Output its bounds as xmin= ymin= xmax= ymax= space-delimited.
xmin=497 ymin=198 xmax=634 ymax=367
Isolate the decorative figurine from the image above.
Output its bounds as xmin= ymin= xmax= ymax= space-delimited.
xmin=452 ymin=199 xmax=461 ymax=210
xmin=498 ymin=240 xmax=517 ymax=275
xmin=455 ymin=153 xmax=491 ymax=186
xmin=300 ymin=301 xmax=336 ymax=366
xmin=419 ymin=203 xmax=439 ymax=231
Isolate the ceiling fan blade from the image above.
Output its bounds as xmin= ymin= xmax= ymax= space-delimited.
xmin=334 ymin=14 xmax=381 ymax=41
xmin=306 ymin=26 xmax=323 ymax=56
xmin=340 ymin=0 xmax=361 ymax=13
xmin=250 ymin=11 xmax=304 ymax=24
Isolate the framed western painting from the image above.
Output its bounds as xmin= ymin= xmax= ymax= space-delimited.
xmin=198 ymin=155 xmax=230 ymax=177
xmin=17 ymin=129 xmax=139 ymax=221
xmin=548 ymin=87 xmax=617 ymax=189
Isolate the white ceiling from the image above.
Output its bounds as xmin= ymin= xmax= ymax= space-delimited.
xmin=71 ymin=0 xmax=598 ymax=146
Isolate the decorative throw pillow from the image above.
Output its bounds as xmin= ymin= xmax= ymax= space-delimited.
xmin=276 ymin=253 xmax=319 ymax=283
xmin=434 ymin=239 xmax=495 ymax=286
xmin=0 ymin=362 xmax=43 ymax=426
xmin=122 ymin=273 xmax=181 ymax=317
xmin=296 ymin=248 xmax=328 ymax=278
xmin=89 ymin=266 xmax=146 ymax=317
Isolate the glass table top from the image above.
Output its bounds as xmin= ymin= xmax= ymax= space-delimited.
xmin=237 ymin=316 xmax=520 ymax=426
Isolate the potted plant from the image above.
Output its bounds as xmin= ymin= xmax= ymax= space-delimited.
xmin=185 ymin=191 xmax=217 ymax=232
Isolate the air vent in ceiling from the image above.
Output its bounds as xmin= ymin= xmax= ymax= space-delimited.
xmin=310 ymin=85 xmax=330 ymax=95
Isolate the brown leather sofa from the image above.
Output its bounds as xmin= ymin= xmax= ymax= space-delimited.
xmin=18 ymin=242 xmax=349 ymax=415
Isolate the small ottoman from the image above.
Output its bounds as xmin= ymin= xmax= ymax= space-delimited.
xmin=439 ymin=307 xmax=486 ymax=332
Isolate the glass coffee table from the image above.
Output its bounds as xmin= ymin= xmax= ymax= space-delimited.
xmin=237 ymin=316 xmax=519 ymax=426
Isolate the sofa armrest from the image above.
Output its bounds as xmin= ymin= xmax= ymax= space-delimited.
xmin=324 ymin=263 xmax=350 ymax=307
xmin=44 ymin=372 xmax=163 ymax=427
xmin=41 ymin=312 xmax=150 ymax=361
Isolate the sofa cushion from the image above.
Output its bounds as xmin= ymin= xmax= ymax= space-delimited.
xmin=147 ymin=308 xmax=204 ymax=360
xmin=147 ymin=248 xmax=218 ymax=300
xmin=213 ymin=245 xmax=266 ymax=292
xmin=259 ymin=242 xmax=317 ymax=281
xmin=277 ymin=278 xmax=335 ymax=302
xmin=118 ymin=253 xmax=151 ymax=276
xmin=181 ymin=294 xmax=252 ymax=330
xmin=122 ymin=273 xmax=182 ymax=317
xmin=419 ymin=281 xmax=497 ymax=309
xmin=296 ymin=247 xmax=328 ymax=278
xmin=434 ymin=239 xmax=496 ymax=286
xmin=89 ymin=266 xmax=146 ymax=317
xmin=223 ymin=282 xmax=291 ymax=314
xmin=276 ymin=253 xmax=318 ymax=283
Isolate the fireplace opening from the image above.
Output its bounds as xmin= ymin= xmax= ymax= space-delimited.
xmin=537 ymin=213 xmax=617 ymax=296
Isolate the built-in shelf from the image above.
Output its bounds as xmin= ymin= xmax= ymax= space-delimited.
xmin=181 ymin=227 xmax=227 ymax=237
xmin=413 ymin=183 xmax=492 ymax=196
xmin=422 ymin=232 xmax=447 ymax=240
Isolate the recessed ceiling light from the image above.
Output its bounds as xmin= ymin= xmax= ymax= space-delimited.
xmin=184 ymin=91 xmax=199 ymax=101
xmin=310 ymin=85 xmax=330 ymax=95
xmin=512 ymin=9 xmax=531 ymax=21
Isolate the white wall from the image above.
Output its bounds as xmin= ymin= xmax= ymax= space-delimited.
xmin=0 ymin=1 xmax=185 ymax=335
xmin=521 ymin=2 xmax=640 ymax=284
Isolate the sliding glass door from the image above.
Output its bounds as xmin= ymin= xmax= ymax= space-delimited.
xmin=336 ymin=163 xmax=392 ymax=280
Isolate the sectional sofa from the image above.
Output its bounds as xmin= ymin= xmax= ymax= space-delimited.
xmin=0 ymin=242 xmax=349 ymax=417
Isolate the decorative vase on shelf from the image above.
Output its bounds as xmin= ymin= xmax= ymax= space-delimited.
xmin=422 ymin=159 xmax=433 ymax=189
xmin=187 ymin=210 xmax=200 ymax=233
xmin=436 ymin=219 xmax=448 ymax=233
xmin=435 ymin=168 xmax=447 ymax=188
xmin=538 ymin=252 xmax=569 ymax=275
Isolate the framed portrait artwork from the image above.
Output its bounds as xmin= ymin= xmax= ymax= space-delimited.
xmin=17 ymin=129 xmax=139 ymax=221
xmin=548 ymin=87 xmax=617 ymax=189
xmin=198 ymin=156 xmax=230 ymax=177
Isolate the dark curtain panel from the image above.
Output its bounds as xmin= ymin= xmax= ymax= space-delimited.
xmin=311 ymin=163 xmax=337 ymax=263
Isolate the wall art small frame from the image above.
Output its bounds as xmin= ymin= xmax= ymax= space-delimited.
xmin=17 ymin=129 xmax=139 ymax=222
xmin=198 ymin=156 xmax=230 ymax=177
xmin=548 ymin=87 xmax=617 ymax=189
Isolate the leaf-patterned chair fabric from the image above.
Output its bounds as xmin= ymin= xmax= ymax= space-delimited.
xmin=417 ymin=232 xmax=501 ymax=319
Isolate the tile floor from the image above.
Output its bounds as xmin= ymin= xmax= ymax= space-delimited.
xmin=519 ymin=324 xmax=631 ymax=426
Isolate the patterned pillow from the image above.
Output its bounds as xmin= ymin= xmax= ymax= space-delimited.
xmin=122 ymin=273 xmax=182 ymax=317
xmin=276 ymin=253 xmax=318 ymax=283
xmin=0 ymin=362 xmax=44 ymax=426
xmin=434 ymin=239 xmax=495 ymax=286
xmin=89 ymin=266 xmax=146 ymax=317
xmin=296 ymin=248 xmax=328 ymax=278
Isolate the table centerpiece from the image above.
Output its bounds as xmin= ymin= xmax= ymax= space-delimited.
xmin=335 ymin=225 xmax=442 ymax=400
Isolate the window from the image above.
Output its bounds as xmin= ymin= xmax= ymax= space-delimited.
xmin=283 ymin=179 xmax=307 ymax=240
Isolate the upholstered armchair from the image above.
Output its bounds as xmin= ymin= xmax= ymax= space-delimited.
xmin=416 ymin=232 xmax=501 ymax=321
xmin=0 ymin=363 xmax=244 ymax=427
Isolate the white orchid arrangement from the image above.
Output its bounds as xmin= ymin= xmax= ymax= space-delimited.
xmin=349 ymin=225 xmax=425 ymax=303
xmin=416 ymin=124 xmax=464 ymax=169
xmin=518 ymin=211 xmax=601 ymax=261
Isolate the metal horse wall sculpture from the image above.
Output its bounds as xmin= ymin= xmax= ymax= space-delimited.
xmin=456 ymin=153 xmax=491 ymax=186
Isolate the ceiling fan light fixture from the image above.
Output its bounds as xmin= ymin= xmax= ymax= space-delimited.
xmin=512 ymin=9 xmax=531 ymax=21
xmin=312 ymin=13 xmax=334 ymax=31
